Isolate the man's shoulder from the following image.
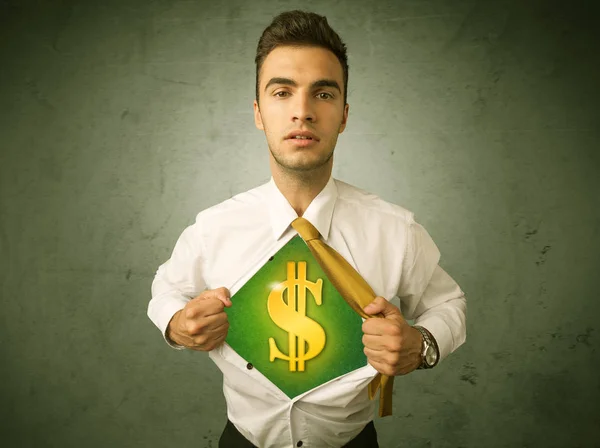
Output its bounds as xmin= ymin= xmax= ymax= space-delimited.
xmin=193 ymin=179 xmax=270 ymax=223
xmin=333 ymin=178 xmax=415 ymax=224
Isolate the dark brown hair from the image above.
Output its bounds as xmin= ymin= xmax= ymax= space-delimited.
xmin=255 ymin=10 xmax=349 ymax=106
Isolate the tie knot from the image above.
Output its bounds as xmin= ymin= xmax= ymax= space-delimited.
xmin=291 ymin=217 xmax=321 ymax=242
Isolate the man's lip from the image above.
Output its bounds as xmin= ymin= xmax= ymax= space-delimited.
xmin=285 ymin=130 xmax=319 ymax=140
xmin=286 ymin=138 xmax=318 ymax=146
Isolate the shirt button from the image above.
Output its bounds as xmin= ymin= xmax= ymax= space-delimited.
xmin=246 ymin=363 xmax=253 ymax=370
xmin=296 ymin=442 xmax=303 ymax=447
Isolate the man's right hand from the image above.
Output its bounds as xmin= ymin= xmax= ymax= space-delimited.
xmin=166 ymin=287 xmax=232 ymax=351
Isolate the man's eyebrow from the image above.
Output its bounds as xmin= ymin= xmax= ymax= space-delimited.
xmin=264 ymin=77 xmax=341 ymax=93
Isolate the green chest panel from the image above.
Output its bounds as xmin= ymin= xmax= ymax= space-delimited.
xmin=225 ymin=235 xmax=367 ymax=399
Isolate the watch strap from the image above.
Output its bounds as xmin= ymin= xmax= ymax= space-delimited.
xmin=414 ymin=325 xmax=439 ymax=369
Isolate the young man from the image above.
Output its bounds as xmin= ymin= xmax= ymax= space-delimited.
xmin=148 ymin=10 xmax=467 ymax=448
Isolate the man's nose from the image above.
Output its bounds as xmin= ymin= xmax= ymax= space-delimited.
xmin=292 ymin=94 xmax=315 ymax=122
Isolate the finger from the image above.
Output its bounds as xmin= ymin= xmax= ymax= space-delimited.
xmin=203 ymin=287 xmax=232 ymax=307
xmin=201 ymin=298 xmax=228 ymax=317
xmin=194 ymin=330 xmax=228 ymax=351
xmin=362 ymin=333 xmax=396 ymax=351
xmin=362 ymin=296 xmax=390 ymax=315
xmin=206 ymin=332 xmax=228 ymax=351
xmin=186 ymin=297 xmax=226 ymax=320
xmin=365 ymin=350 xmax=403 ymax=376
xmin=366 ymin=357 xmax=395 ymax=376
xmin=197 ymin=312 xmax=229 ymax=332
xmin=202 ymin=315 xmax=229 ymax=335
xmin=184 ymin=311 xmax=227 ymax=336
xmin=361 ymin=318 xmax=385 ymax=336
xmin=364 ymin=346 xmax=387 ymax=363
xmin=362 ymin=318 xmax=401 ymax=337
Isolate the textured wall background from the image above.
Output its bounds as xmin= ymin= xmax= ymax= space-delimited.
xmin=1 ymin=0 xmax=599 ymax=447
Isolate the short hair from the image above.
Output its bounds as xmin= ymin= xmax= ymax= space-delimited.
xmin=255 ymin=10 xmax=349 ymax=107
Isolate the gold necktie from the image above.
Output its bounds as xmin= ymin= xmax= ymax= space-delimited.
xmin=291 ymin=217 xmax=394 ymax=417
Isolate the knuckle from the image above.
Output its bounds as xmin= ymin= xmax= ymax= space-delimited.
xmin=380 ymin=361 xmax=392 ymax=374
xmin=200 ymin=289 xmax=214 ymax=300
xmin=185 ymin=321 xmax=198 ymax=334
xmin=195 ymin=291 xmax=208 ymax=300
xmin=194 ymin=334 xmax=208 ymax=346
xmin=389 ymin=325 xmax=402 ymax=337
xmin=389 ymin=341 xmax=401 ymax=352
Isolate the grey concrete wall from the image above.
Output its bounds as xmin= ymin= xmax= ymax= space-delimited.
xmin=1 ymin=0 xmax=598 ymax=447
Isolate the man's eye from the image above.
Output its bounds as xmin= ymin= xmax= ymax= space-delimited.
xmin=274 ymin=92 xmax=333 ymax=99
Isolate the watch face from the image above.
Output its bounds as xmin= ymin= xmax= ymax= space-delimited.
xmin=425 ymin=346 xmax=437 ymax=365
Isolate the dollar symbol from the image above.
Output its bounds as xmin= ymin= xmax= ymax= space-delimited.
xmin=267 ymin=261 xmax=326 ymax=372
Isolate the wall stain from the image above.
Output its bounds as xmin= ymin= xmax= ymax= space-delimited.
xmin=535 ymin=245 xmax=552 ymax=266
xmin=524 ymin=228 xmax=538 ymax=240
xmin=491 ymin=350 xmax=511 ymax=360
xmin=570 ymin=327 xmax=594 ymax=349
xmin=25 ymin=78 xmax=55 ymax=110
xmin=460 ymin=362 xmax=477 ymax=385
xmin=550 ymin=329 xmax=563 ymax=340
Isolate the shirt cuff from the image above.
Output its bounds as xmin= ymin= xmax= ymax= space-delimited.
xmin=155 ymin=297 xmax=188 ymax=350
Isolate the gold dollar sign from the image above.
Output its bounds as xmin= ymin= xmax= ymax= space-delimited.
xmin=267 ymin=261 xmax=326 ymax=371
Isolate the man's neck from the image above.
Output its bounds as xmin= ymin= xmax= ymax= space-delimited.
xmin=271 ymin=165 xmax=332 ymax=217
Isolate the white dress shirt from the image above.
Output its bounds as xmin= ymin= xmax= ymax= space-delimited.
xmin=148 ymin=175 xmax=467 ymax=448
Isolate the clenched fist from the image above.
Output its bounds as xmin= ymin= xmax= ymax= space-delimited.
xmin=166 ymin=287 xmax=232 ymax=351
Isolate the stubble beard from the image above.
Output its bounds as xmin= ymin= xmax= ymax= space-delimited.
xmin=269 ymin=141 xmax=335 ymax=173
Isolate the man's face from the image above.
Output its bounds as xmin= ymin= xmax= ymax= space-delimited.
xmin=253 ymin=46 xmax=349 ymax=174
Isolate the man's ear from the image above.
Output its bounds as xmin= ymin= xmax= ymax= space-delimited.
xmin=339 ymin=103 xmax=349 ymax=133
xmin=253 ymin=99 xmax=264 ymax=131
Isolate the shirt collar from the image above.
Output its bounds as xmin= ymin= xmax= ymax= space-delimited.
xmin=267 ymin=175 xmax=338 ymax=242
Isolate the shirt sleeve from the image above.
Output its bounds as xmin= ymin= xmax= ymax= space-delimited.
xmin=147 ymin=217 xmax=207 ymax=350
xmin=396 ymin=214 xmax=467 ymax=362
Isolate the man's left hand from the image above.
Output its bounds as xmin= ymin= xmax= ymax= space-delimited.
xmin=362 ymin=296 xmax=423 ymax=376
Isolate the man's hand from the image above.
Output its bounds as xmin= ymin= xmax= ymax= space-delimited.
xmin=362 ymin=296 xmax=423 ymax=376
xmin=167 ymin=287 xmax=232 ymax=351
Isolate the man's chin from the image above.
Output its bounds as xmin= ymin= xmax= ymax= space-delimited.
xmin=278 ymin=159 xmax=329 ymax=173
xmin=271 ymin=151 xmax=334 ymax=173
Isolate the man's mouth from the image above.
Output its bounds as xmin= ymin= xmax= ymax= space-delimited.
xmin=286 ymin=137 xmax=318 ymax=146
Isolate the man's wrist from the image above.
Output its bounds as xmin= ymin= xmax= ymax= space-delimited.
xmin=166 ymin=328 xmax=179 ymax=345
xmin=166 ymin=310 xmax=183 ymax=346
xmin=413 ymin=325 xmax=439 ymax=369
xmin=421 ymin=326 xmax=439 ymax=355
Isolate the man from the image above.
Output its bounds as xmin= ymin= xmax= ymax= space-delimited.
xmin=148 ymin=10 xmax=467 ymax=448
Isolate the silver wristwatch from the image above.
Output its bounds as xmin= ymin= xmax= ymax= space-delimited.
xmin=413 ymin=325 xmax=439 ymax=369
